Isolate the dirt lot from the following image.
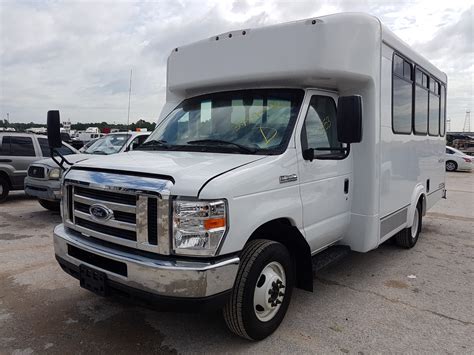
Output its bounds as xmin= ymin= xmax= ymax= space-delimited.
xmin=1 ymin=172 xmax=473 ymax=354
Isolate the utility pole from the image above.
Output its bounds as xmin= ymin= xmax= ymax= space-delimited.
xmin=463 ymin=110 xmax=471 ymax=132
xmin=127 ymin=69 xmax=132 ymax=131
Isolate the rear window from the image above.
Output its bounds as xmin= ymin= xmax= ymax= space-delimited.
xmin=0 ymin=136 xmax=36 ymax=156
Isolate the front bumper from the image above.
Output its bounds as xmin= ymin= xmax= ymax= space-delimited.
xmin=53 ymin=224 xmax=240 ymax=299
xmin=24 ymin=176 xmax=61 ymax=201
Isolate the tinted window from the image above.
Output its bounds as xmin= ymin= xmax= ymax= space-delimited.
xmin=301 ymin=95 xmax=342 ymax=158
xmin=38 ymin=138 xmax=74 ymax=157
xmin=9 ymin=136 xmax=35 ymax=156
xmin=393 ymin=55 xmax=404 ymax=76
xmin=0 ymin=136 xmax=10 ymax=154
xmin=446 ymin=148 xmax=454 ymax=154
xmin=440 ymin=85 xmax=446 ymax=136
xmin=429 ymin=93 xmax=440 ymax=136
xmin=414 ymin=86 xmax=428 ymax=134
xmin=392 ymin=76 xmax=413 ymax=134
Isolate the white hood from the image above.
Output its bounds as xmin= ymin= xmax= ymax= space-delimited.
xmin=72 ymin=151 xmax=266 ymax=196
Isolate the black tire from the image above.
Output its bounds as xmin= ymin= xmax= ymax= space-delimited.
xmin=0 ymin=176 xmax=10 ymax=203
xmin=446 ymin=160 xmax=457 ymax=172
xmin=395 ymin=202 xmax=422 ymax=249
xmin=223 ymin=239 xmax=294 ymax=340
xmin=38 ymin=199 xmax=60 ymax=211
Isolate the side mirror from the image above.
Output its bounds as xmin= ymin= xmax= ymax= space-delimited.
xmin=47 ymin=110 xmax=62 ymax=148
xmin=337 ymin=96 xmax=362 ymax=144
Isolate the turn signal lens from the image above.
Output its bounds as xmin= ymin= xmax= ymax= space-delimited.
xmin=463 ymin=157 xmax=472 ymax=163
xmin=204 ymin=218 xmax=226 ymax=230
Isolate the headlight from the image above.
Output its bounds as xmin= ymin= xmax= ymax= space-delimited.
xmin=48 ymin=168 xmax=61 ymax=180
xmin=172 ymin=199 xmax=227 ymax=256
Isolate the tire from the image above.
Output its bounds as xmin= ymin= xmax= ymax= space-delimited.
xmin=0 ymin=176 xmax=10 ymax=203
xmin=223 ymin=239 xmax=294 ymax=340
xmin=395 ymin=202 xmax=422 ymax=249
xmin=446 ymin=160 xmax=457 ymax=172
xmin=38 ymin=199 xmax=60 ymax=211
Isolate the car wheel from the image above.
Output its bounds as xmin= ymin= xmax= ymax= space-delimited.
xmin=223 ymin=239 xmax=294 ymax=340
xmin=0 ymin=176 xmax=10 ymax=203
xmin=446 ymin=160 xmax=457 ymax=172
xmin=38 ymin=199 xmax=60 ymax=211
xmin=395 ymin=202 xmax=422 ymax=249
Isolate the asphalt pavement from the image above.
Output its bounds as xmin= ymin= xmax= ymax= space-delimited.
xmin=1 ymin=172 xmax=473 ymax=354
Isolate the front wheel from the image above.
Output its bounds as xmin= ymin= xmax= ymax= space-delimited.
xmin=223 ymin=239 xmax=294 ymax=340
xmin=38 ymin=199 xmax=60 ymax=211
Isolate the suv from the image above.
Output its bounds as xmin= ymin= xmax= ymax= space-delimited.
xmin=0 ymin=133 xmax=77 ymax=203
xmin=24 ymin=131 xmax=150 ymax=210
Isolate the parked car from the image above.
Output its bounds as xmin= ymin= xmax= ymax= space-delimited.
xmin=445 ymin=146 xmax=472 ymax=172
xmin=0 ymin=133 xmax=77 ymax=203
xmin=24 ymin=131 xmax=150 ymax=210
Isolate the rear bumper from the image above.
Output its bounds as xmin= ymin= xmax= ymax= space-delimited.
xmin=53 ymin=224 xmax=239 ymax=300
xmin=24 ymin=176 xmax=61 ymax=201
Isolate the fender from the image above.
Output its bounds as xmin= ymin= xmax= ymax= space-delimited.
xmin=407 ymin=184 xmax=426 ymax=228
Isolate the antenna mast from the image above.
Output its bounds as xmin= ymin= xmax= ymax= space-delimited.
xmin=127 ymin=69 xmax=132 ymax=130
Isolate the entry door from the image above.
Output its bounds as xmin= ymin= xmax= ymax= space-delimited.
xmin=296 ymin=90 xmax=352 ymax=253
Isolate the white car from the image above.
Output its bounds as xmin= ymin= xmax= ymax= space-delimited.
xmin=445 ymin=146 xmax=472 ymax=172
xmin=25 ymin=132 xmax=150 ymax=210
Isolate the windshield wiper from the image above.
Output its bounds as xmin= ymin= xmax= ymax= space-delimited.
xmin=186 ymin=139 xmax=256 ymax=153
xmin=136 ymin=139 xmax=170 ymax=150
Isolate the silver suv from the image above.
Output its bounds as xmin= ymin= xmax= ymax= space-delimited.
xmin=0 ymin=132 xmax=77 ymax=203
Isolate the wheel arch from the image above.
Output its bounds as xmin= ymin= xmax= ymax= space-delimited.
xmin=246 ymin=218 xmax=313 ymax=292
xmin=407 ymin=185 xmax=426 ymax=227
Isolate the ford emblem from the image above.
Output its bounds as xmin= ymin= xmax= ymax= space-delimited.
xmin=89 ymin=204 xmax=113 ymax=221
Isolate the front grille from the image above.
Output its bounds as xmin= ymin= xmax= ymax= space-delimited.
xmin=76 ymin=217 xmax=136 ymax=241
xmin=65 ymin=181 xmax=168 ymax=254
xmin=75 ymin=186 xmax=137 ymax=205
xmin=28 ymin=166 xmax=45 ymax=178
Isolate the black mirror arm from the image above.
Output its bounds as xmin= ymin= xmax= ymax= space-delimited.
xmin=314 ymin=144 xmax=351 ymax=160
xmin=50 ymin=148 xmax=73 ymax=171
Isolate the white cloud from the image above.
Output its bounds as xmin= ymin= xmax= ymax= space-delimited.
xmin=0 ymin=0 xmax=472 ymax=131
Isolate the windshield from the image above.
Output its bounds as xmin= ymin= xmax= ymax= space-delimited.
xmin=141 ymin=89 xmax=304 ymax=155
xmin=84 ymin=134 xmax=130 ymax=155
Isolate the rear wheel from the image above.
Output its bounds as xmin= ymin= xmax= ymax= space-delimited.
xmin=38 ymin=199 xmax=60 ymax=211
xmin=395 ymin=202 xmax=422 ymax=248
xmin=0 ymin=176 xmax=10 ymax=203
xmin=446 ymin=160 xmax=457 ymax=172
xmin=223 ymin=239 xmax=294 ymax=340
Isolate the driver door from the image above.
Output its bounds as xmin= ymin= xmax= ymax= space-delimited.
xmin=296 ymin=90 xmax=352 ymax=253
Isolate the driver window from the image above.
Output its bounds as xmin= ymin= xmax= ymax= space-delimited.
xmin=301 ymin=95 xmax=342 ymax=157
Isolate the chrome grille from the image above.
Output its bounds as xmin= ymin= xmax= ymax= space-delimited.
xmin=63 ymin=169 xmax=172 ymax=255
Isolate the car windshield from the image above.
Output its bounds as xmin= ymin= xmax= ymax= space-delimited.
xmin=84 ymin=134 xmax=130 ymax=155
xmin=141 ymin=89 xmax=304 ymax=155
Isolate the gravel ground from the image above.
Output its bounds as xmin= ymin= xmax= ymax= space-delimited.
xmin=0 ymin=172 xmax=473 ymax=354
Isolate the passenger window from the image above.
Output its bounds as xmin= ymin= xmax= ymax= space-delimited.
xmin=446 ymin=148 xmax=453 ymax=154
xmin=301 ymin=95 xmax=342 ymax=158
xmin=429 ymin=89 xmax=440 ymax=136
xmin=0 ymin=136 xmax=10 ymax=154
xmin=414 ymin=68 xmax=428 ymax=135
xmin=440 ymin=85 xmax=446 ymax=136
xmin=392 ymin=54 xmax=413 ymax=134
xmin=9 ymin=136 xmax=35 ymax=156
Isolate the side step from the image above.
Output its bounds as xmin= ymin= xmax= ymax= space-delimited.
xmin=312 ymin=245 xmax=351 ymax=273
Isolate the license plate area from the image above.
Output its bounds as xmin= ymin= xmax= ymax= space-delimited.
xmin=80 ymin=264 xmax=108 ymax=296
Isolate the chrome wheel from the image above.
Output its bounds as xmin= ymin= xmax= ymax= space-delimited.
xmin=253 ymin=261 xmax=286 ymax=322
xmin=411 ymin=207 xmax=419 ymax=239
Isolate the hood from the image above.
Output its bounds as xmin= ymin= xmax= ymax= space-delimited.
xmin=71 ymin=150 xmax=266 ymax=196
xmin=32 ymin=153 xmax=91 ymax=168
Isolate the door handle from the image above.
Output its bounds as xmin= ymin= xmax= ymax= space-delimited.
xmin=344 ymin=179 xmax=349 ymax=194
xmin=0 ymin=159 xmax=12 ymax=163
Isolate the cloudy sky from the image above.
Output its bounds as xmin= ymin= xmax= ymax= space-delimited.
xmin=0 ymin=0 xmax=472 ymax=130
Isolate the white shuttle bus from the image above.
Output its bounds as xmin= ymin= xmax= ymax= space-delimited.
xmin=50 ymin=13 xmax=447 ymax=340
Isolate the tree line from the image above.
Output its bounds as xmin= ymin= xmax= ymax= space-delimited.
xmin=0 ymin=119 xmax=156 ymax=132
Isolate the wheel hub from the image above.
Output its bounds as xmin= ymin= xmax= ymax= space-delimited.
xmin=253 ymin=261 xmax=286 ymax=322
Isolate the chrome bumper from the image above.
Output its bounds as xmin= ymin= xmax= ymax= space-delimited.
xmin=54 ymin=224 xmax=239 ymax=298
